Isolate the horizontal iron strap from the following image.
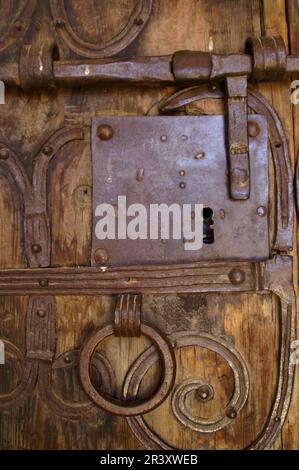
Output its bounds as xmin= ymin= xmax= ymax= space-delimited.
xmin=1 ymin=54 xmax=299 ymax=88
xmin=0 ymin=263 xmax=260 ymax=294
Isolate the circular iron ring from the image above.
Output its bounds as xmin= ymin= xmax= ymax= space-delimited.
xmin=79 ymin=322 xmax=176 ymax=416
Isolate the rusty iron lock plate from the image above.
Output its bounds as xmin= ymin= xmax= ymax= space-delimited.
xmin=91 ymin=115 xmax=269 ymax=266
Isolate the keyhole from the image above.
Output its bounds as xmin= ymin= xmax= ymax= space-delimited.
xmin=203 ymin=207 xmax=214 ymax=244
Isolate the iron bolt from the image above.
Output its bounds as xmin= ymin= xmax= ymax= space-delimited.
xmin=94 ymin=248 xmax=109 ymax=265
xmin=229 ymin=269 xmax=245 ymax=285
xmin=226 ymin=407 xmax=237 ymax=419
xmin=39 ymin=279 xmax=48 ymax=288
xmin=257 ymin=206 xmax=266 ymax=217
xmin=0 ymin=148 xmax=10 ymax=160
xmin=179 ymin=182 xmax=186 ymax=189
xmin=31 ymin=243 xmax=42 ymax=253
xmin=160 ymin=135 xmax=167 ymax=142
xmin=42 ymin=145 xmax=53 ymax=156
xmin=55 ymin=19 xmax=65 ymax=28
xmin=179 ymin=170 xmax=186 ymax=176
xmin=134 ymin=17 xmax=144 ymax=26
xmin=97 ymin=125 xmax=113 ymax=141
xmin=248 ymin=120 xmax=260 ymax=137
xmin=64 ymin=355 xmax=72 ymax=364
xmin=36 ymin=308 xmax=46 ymax=318
xmin=196 ymin=384 xmax=213 ymax=402
xmin=15 ymin=21 xmax=23 ymax=31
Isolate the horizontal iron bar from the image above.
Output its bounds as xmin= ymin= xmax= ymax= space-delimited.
xmin=0 ymin=262 xmax=261 ymax=295
xmin=1 ymin=53 xmax=299 ymax=88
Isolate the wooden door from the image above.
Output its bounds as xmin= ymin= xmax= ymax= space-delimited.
xmin=0 ymin=0 xmax=298 ymax=450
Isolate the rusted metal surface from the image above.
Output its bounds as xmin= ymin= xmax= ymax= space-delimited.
xmin=0 ymin=261 xmax=257 ymax=294
xmin=79 ymin=294 xmax=176 ymax=416
xmin=2 ymin=35 xmax=299 ymax=88
xmin=91 ymin=114 xmax=269 ymax=265
xmin=226 ymin=76 xmax=249 ymax=200
xmin=114 ymin=294 xmax=141 ymax=337
xmin=159 ymin=85 xmax=293 ymax=251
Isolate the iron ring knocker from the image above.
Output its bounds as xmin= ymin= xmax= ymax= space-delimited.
xmin=79 ymin=295 xmax=176 ymax=417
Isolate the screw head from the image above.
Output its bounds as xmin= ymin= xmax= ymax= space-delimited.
xmin=31 ymin=243 xmax=42 ymax=253
xmin=42 ymin=145 xmax=53 ymax=156
xmin=248 ymin=120 xmax=260 ymax=138
xmin=0 ymin=148 xmax=10 ymax=160
xmin=229 ymin=269 xmax=245 ymax=285
xmin=226 ymin=407 xmax=237 ymax=419
xmin=94 ymin=248 xmax=109 ymax=265
xmin=39 ymin=279 xmax=48 ymax=288
xmin=97 ymin=125 xmax=113 ymax=141
xmin=36 ymin=308 xmax=46 ymax=318
xmin=257 ymin=206 xmax=266 ymax=217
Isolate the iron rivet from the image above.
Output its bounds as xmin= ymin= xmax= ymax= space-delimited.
xmin=97 ymin=125 xmax=113 ymax=141
xmin=160 ymin=135 xmax=167 ymax=142
xmin=191 ymin=211 xmax=195 ymax=219
xmin=219 ymin=209 xmax=226 ymax=219
xmin=179 ymin=182 xmax=186 ymax=189
xmin=39 ymin=279 xmax=48 ymax=288
xmin=31 ymin=243 xmax=42 ymax=253
xmin=209 ymin=84 xmax=217 ymax=92
xmin=257 ymin=206 xmax=266 ymax=217
xmin=229 ymin=269 xmax=245 ymax=285
xmin=0 ymin=148 xmax=10 ymax=160
xmin=94 ymin=248 xmax=109 ymax=265
xmin=134 ymin=17 xmax=144 ymax=26
xmin=179 ymin=170 xmax=186 ymax=176
xmin=136 ymin=168 xmax=145 ymax=181
xmin=42 ymin=145 xmax=53 ymax=156
xmin=226 ymin=407 xmax=237 ymax=419
xmin=275 ymin=416 xmax=281 ymax=422
xmin=64 ymin=355 xmax=72 ymax=364
xmin=195 ymin=384 xmax=214 ymax=402
xmin=194 ymin=152 xmax=205 ymax=160
xmin=248 ymin=120 xmax=260 ymax=138
xmin=15 ymin=21 xmax=23 ymax=31
xmin=55 ymin=19 xmax=65 ymax=28
xmin=181 ymin=135 xmax=188 ymax=141
xmin=36 ymin=309 xmax=46 ymax=318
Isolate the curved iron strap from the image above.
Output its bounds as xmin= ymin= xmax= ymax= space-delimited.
xmin=0 ymin=127 xmax=84 ymax=267
xmin=158 ymin=84 xmax=293 ymax=251
xmin=0 ymin=0 xmax=37 ymax=54
xmin=50 ymin=0 xmax=153 ymax=59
